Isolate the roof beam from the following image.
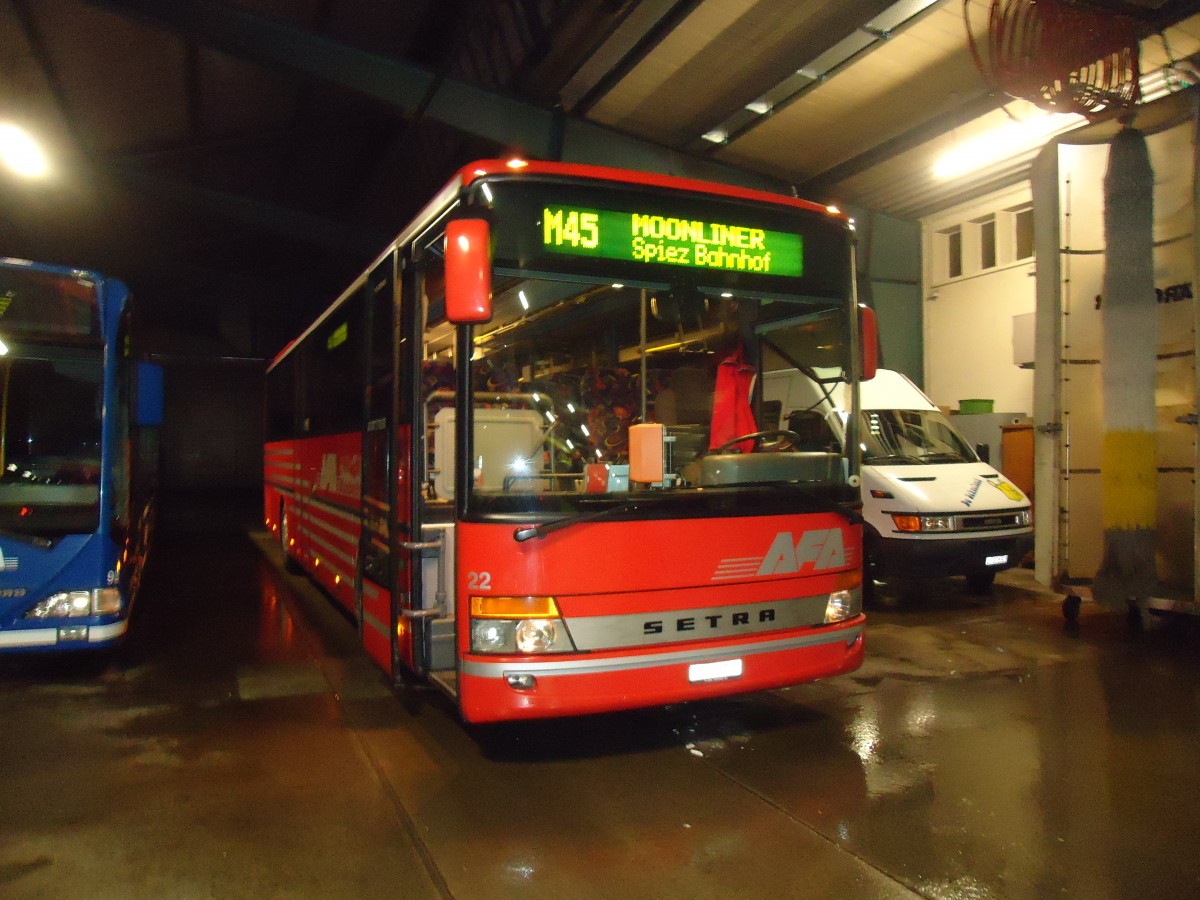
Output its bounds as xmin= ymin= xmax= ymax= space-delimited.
xmin=84 ymin=0 xmax=783 ymax=190
xmin=795 ymin=90 xmax=1006 ymax=198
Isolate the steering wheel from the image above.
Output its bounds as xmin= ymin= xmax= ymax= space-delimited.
xmin=713 ymin=429 xmax=804 ymax=454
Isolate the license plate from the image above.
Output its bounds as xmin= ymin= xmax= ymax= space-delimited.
xmin=688 ymin=658 xmax=743 ymax=683
xmin=985 ymin=554 xmax=1008 ymax=567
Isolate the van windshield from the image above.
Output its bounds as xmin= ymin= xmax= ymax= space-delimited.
xmin=860 ymin=408 xmax=977 ymax=465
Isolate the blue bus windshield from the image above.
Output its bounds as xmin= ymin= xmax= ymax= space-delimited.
xmin=0 ymin=345 xmax=102 ymax=536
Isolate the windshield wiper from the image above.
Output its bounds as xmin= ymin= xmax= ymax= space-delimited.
xmin=513 ymin=491 xmax=861 ymax=542
xmin=863 ymin=454 xmax=921 ymax=465
xmin=513 ymin=501 xmax=642 ymax=542
xmin=919 ymin=452 xmax=971 ymax=463
xmin=0 ymin=528 xmax=55 ymax=548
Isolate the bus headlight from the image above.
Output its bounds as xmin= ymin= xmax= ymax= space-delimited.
xmin=515 ymin=619 xmax=558 ymax=653
xmin=471 ymin=620 xmax=515 ymax=653
xmin=469 ymin=596 xmax=575 ymax=654
xmin=24 ymin=588 xmax=124 ymax=619
xmin=824 ymin=588 xmax=860 ymax=624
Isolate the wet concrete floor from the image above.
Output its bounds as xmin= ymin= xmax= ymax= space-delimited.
xmin=3 ymin=503 xmax=1200 ymax=899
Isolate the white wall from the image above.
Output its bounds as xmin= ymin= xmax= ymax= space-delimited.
xmin=921 ymin=184 xmax=1036 ymax=415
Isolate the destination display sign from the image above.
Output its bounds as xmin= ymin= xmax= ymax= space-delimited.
xmin=540 ymin=205 xmax=804 ymax=277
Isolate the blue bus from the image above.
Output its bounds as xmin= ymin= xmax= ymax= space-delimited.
xmin=0 ymin=258 xmax=161 ymax=653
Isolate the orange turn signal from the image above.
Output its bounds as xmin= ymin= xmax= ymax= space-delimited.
xmin=471 ymin=595 xmax=560 ymax=619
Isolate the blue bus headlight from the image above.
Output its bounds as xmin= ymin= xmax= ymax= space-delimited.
xmin=25 ymin=588 xmax=124 ymax=619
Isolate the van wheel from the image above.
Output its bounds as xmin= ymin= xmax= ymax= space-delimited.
xmin=861 ymin=528 xmax=885 ymax=607
xmin=965 ymin=569 xmax=996 ymax=594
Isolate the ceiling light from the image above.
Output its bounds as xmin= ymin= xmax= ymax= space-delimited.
xmin=744 ymin=100 xmax=772 ymax=115
xmin=0 ymin=122 xmax=50 ymax=178
xmin=701 ymin=129 xmax=728 ymax=144
xmin=932 ymin=112 xmax=1081 ymax=180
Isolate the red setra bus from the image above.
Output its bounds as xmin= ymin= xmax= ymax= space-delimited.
xmin=264 ymin=159 xmax=876 ymax=722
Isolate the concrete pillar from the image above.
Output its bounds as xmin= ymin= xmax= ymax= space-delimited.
xmin=1093 ymin=127 xmax=1158 ymax=610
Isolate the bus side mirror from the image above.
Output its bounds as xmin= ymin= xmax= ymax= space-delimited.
xmin=445 ymin=218 xmax=493 ymax=323
xmin=135 ymin=362 xmax=164 ymax=427
xmin=859 ymin=305 xmax=878 ymax=381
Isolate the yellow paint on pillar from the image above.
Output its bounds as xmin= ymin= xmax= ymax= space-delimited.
xmin=1101 ymin=430 xmax=1157 ymax=530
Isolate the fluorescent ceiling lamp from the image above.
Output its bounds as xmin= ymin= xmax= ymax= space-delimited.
xmin=0 ymin=122 xmax=50 ymax=178
xmin=932 ymin=112 xmax=1082 ymax=180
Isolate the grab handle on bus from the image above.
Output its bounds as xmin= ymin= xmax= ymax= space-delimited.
xmin=400 ymin=531 xmax=447 ymax=618
xmin=445 ymin=218 xmax=492 ymax=323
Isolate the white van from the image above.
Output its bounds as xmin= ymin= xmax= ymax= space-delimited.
xmin=762 ymin=368 xmax=1033 ymax=600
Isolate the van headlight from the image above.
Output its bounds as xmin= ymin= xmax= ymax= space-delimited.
xmin=892 ymin=514 xmax=955 ymax=533
xmin=25 ymin=588 xmax=123 ymax=619
xmin=469 ymin=596 xmax=576 ymax=654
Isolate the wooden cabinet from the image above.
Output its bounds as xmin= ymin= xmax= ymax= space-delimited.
xmin=1001 ymin=423 xmax=1034 ymax=505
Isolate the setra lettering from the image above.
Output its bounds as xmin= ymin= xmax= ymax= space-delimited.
xmin=642 ymin=608 xmax=777 ymax=635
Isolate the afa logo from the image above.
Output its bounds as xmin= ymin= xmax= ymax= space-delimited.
xmin=712 ymin=528 xmax=849 ymax=580
xmin=757 ymin=528 xmax=847 ymax=576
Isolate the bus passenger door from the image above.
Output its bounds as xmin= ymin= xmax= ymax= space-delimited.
xmin=358 ymin=253 xmax=406 ymax=677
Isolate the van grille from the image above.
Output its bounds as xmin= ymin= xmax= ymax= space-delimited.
xmin=957 ymin=510 xmax=1027 ymax=531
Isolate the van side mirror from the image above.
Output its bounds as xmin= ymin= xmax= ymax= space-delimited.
xmin=445 ymin=218 xmax=492 ymax=323
xmin=975 ymin=442 xmax=990 ymax=464
xmin=135 ymin=362 xmax=164 ymax=426
xmin=859 ymin=305 xmax=878 ymax=381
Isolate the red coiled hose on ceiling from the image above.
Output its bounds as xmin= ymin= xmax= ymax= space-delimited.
xmin=966 ymin=0 xmax=1141 ymax=118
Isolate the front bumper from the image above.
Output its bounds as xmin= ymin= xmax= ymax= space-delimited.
xmin=0 ymin=619 xmax=128 ymax=651
xmin=875 ymin=532 xmax=1033 ymax=578
xmin=458 ymin=619 xmax=865 ymax=722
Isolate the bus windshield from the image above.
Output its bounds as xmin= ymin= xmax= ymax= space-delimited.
xmin=417 ymin=174 xmax=861 ymax=518
xmin=427 ymin=273 xmax=853 ymax=515
xmin=0 ymin=345 xmax=103 ymax=537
